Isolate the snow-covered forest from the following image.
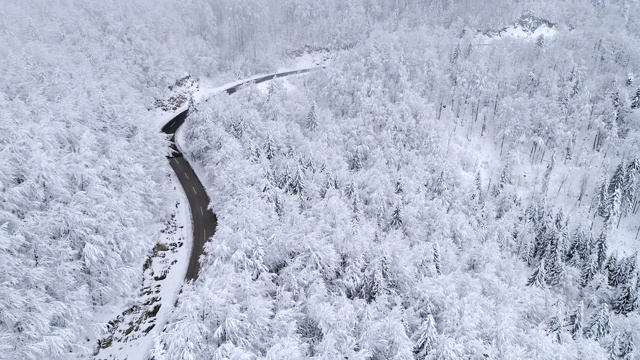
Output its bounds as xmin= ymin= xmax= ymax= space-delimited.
xmin=2 ymin=1 xmax=640 ymax=359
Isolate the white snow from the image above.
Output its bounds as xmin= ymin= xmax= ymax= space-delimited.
xmin=277 ymin=50 xmax=333 ymax=72
xmin=475 ymin=21 xmax=557 ymax=44
xmin=500 ymin=24 xmax=557 ymax=41
xmin=93 ymin=186 xmax=192 ymax=360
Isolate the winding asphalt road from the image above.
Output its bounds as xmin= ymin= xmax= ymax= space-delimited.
xmin=161 ymin=68 xmax=319 ymax=281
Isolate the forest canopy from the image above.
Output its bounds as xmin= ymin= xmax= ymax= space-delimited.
xmin=1 ymin=0 xmax=640 ymax=359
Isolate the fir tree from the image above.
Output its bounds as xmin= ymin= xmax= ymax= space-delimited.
xmin=597 ymin=180 xmax=611 ymax=219
xmin=474 ymin=171 xmax=483 ymax=202
xmin=544 ymin=228 xmax=565 ymax=286
xmin=566 ymin=228 xmax=593 ymax=267
xmin=389 ymin=206 xmax=403 ymax=229
xmin=609 ymin=330 xmax=634 ymax=360
xmin=413 ymin=305 xmax=438 ymax=358
xmin=306 ymin=102 xmax=319 ymax=131
xmin=345 ymin=178 xmax=356 ymax=199
xmin=545 ymin=248 xmax=564 ymax=286
xmin=610 ymin=186 xmax=623 ymax=228
xmin=595 ymin=230 xmax=609 ymax=270
xmin=581 ymin=254 xmax=599 ymax=287
xmin=546 ymin=314 xmax=563 ymax=343
xmin=586 ymin=303 xmax=611 ymax=340
xmin=350 ymin=148 xmax=362 ymax=171
xmin=433 ymin=242 xmax=442 ymax=276
xmin=555 ymin=210 xmax=570 ymax=256
xmin=622 ymin=162 xmax=638 ymax=217
xmin=631 ymin=88 xmax=640 ymax=109
xmin=541 ymin=155 xmax=555 ymax=196
xmin=607 ymin=255 xmax=622 ymax=287
xmin=395 ymin=180 xmax=403 ymax=195
xmin=288 ymin=167 xmax=305 ymax=195
xmin=264 ymin=134 xmax=277 ymax=160
xmin=609 ymin=162 xmax=627 ymax=194
xmin=566 ymin=302 xmax=584 ymax=339
xmin=352 ymin=191 xmax=361 ymax=221
xmin=612 ymin=275 xmax=639 ymax=315
xmin=433 ymin=171 xmax=447 ymax=197
xmin=527 ymin=259 xmax=547 ymax=287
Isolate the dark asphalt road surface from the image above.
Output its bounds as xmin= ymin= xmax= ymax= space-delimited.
xmin=161 ymin=67 xmax=321 ymax=281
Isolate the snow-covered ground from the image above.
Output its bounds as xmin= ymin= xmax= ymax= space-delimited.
xmin=476 ymin=14 xmax=557 ymax=43
xmin=277 ymin=49 xmax=333 ymax=72
xmin=93 ymin=188 xmax=191 ymax=360
xmin=440 ymin=97 xmax=640 ymax=260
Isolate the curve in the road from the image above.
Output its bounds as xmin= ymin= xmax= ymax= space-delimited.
xmin=161 ymin=67 xmax=321 ymax=281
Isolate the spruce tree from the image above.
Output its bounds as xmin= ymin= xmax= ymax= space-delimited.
xmin=395 ymin=180 xmax=403 ymax=195
xmin=345 ymin=178 xmax=356 ymax=199
xmin=631 ymin=88 xmax=640 ymax=109
xmin=607 ymin=255 xmax=622 ymax=287
xmin=612 ymin=275 xmax=639 ymax=315
xmin=389 ymin=206 xmax=403 ymax=229
xmin=413 ymin=305 xmax=438 ymax=358
xmin=474 ymin=171 xmax=483 ymax=202
xmin=264 ymin=134 xmax=277 ymax=160
xmin=622 ymin=162 xmax=638 ymax=217
xmin=597 ymin=180 xmax=611 ymax=219
xmin=544 ymin=229 xmax=564 ymax=286
xmin=433 ymin=243 xmax=442 ymax=276
xmin=609 ymin=186 xmax=623 ymax=228
xmin=566 ymin=228 xmax=592 ymax=267
xmin=609 ymin=162 xmax=627 ymax=194
xmin=595 ymin=230 xmax=609 ymax=270
xmin=350 ymin=148 xmax=362 ymax=171
xmin=566 ymin=302 xmax=584 ymax=339
xmin=546 ymin=312 xmax=563 ymax=343
xmin=609 ymin=330 xmax=634 ymax=360
xmin=586 ymin=303 xmax=611 ymax=340
xmin=306 ymin=102 xmax=318 ymax=131
xmin=581 ymin=254 xmax=599 ymax=287
xmin=527 ymin=259 xmax=547 ymax=287
xmin=288 ymin=167 xmax=305 ymax=195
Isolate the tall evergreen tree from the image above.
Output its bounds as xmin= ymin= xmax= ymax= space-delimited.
xmin=413 ymin=304 xmax=438 ymax=359
xmin=566 ymin=228 xmax=593 ymax=267
xmin=581 ymin=254 xmax=599 ymax=287
xmin=607 ymin=255 xmax=622 ymax=287
xmin=612 ymin=275 xmax=639 ymax=315
xmin=609 ymin=330 xmax=635 ymax=360
xmin=544 ymin=229 xmax=565 ymax=286
xmin=389 ymin=206 xmax=403 ymax=230
xmin=597 ymin=180 xmax=611 ymax=219
xmin=609 ymin=187 xmax=623 ymax=228
xmin=595 ymin=230 xmax=609 ymax=270
xmin=264 ymin=134 xmax=277 ymax=160
xmin=306 ymin=102 xmax=319 ymax=131
xmin=566 ymin=302 xmax=584 ymax=339
xmin=622 ymin=161 xmax=638 ymax=217
xmin=609 ymin=162 xmax=627 ymax=194
xmin=631 ymin=88 xmax=640 ymax=109
xmin=433 ymin=242 xmax=442 ymax=276
xmin=586 ymin=303 xmax=611 ymax=340
xmin=527 ymin=259 xmax=547 ymax=287
xmin=288 ymin=166 xmax=305 ymax=195
xmin=349 ymin=148 xmax=362 ymax=171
